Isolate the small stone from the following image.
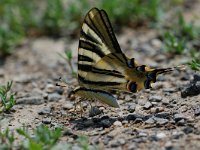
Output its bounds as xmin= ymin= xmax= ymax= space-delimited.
xmin=118 ymin=138 xmax=126 ymax=145
xmin=194 ymin=108 xmax=200 ymax=116
xmin=135 ymin=118 xmax=143 ymax=123
xmin=48 ymin=93 xmax=61 ymax=102
xmin=113 ymin=121 xmax=122 ymax=127
xmin=183 ymin=126 xmax=193 ymax=134
xmin=89 ymin=106 xmax=103 ymax=117
xmin=100 ymin=119 xmax=112 ymax=128
xmin=126 ymin=114 xmax=142 ymax=121
xmin=174 ymin=114 xmax=187 ymax=122
xmin=177 ymin=119 xmax=186 ymax=126
xmin=193 ymin=74 xmax=200 ymax=82
xmin=138 ymin=132 xmax=147 ymax=137
xmin=122 ymin=120 xmax=128 ymax=124
xmin=172 ymin=131 xmax=184 ymax=139
xmin=156 ymin=132 xmax=166 ymax=139
xmin=154 ymin=117 xmax=168 ymax=125
xmin=63 ymin=103 xmax=74 ymax=110
xmin=143 ymin=102 xmax=152 ymax=110
xmin=162 ymin=98 xmax=170 ymax=105
xmin=181 ymin=81 xmax=200 ymax=98
xmin=150 ymin=107 xmax=164 ymax=113
xmin=128 ymin=104 xmax=135 ymax=113
xmin=42 ymin=117 xmax=51 ymax=124
xmin=45 ymin=84 xmax=55 ymax=93
xmin=128 ymin=143 xmax=137 ymax=150
xmin=43 ymin=93 xmax=48 ymax=99
xmin=145 ymin=117 xmax=155 ymax=124
xmin=151 ymin=39 xmax=162 ymax=49
xmin=17 ymin=96 xmax=44 ymax=105
xmin=163 ymin=88 xmax=177 ymax=93
xmin=149 ymin=95 xmax=162 ymax=102
xmin=38 ymin=107 xmax=51 ymax=115
xmin=155 ymin=112 xmax=170 ymax=119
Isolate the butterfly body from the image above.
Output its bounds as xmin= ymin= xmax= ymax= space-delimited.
xmin=69 ymin=7 xmax=176 ymax=108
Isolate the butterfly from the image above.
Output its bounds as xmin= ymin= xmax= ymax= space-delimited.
xmin=68 ymin=7 xmax=183 ymax=108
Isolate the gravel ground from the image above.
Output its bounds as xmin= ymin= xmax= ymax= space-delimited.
xmin=0 ymin=3 xmax=200 ymax=150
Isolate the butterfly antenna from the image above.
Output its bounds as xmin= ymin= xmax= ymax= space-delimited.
xmin=156 ymin=65 xmax=186 ymax=74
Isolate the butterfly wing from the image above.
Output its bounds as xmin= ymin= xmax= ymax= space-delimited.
xmin=78 ymin=8 xmax=129 ymax=85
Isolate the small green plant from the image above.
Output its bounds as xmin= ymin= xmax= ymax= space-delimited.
xmin=0 ymin=125 xmax=95 ymax=150
xmin=41 ymin=0 xmax=66 ymax=36
xmin=188 ymin=50 xmax=200 ymax=71
xmin=164 ymin=31 xmax=185 ymax=54
xmin=17 ymin=125 xmax=62 ymax=150
xmin=0 ymin=81 xmax=15 ymax=113
xmin=177 ymin=13 xmax=199 ymax=40
xmin=58 ymin=50 xmax=76 ymax=78
xmin=0 ymin=128 xmax=15 ymax=150
xmin=77 ymin=135 xmax=92 ymax=150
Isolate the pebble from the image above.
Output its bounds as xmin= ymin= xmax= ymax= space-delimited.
xmin=177 ymin=119 xmax=186 ymax=126
xmin=149 ymin=95 xmax=162 ymax=102
xmin=45 ymin=84 xmax=55 ymax=93
xmin=135 ymin=118 xmax=143 ymax=123
xmin=150 ymin=107 xmax=164 ymax=113
xmin=38 ymin=107 xmax=51 ymax=115
xmin=126 ymin=114 xmax=142 ymax=121
xmin=174 ymin=114 xmax=187 ymax=122
xmin=151 ymin=39 xmax=162 ymax=49
xmin=156 ymin=132 xmax=166 ymax=139
xmin=154 ymin=117 xmax=169 ymax=125
xmin=183 ymin=126 xmax=193 ymax=134
xmin=48 ymin=93 xmax=61 ymax=102
xmin=143 ymin=102 xmax=153 ymax=110
xmin=138 ymin=132 xmax=148 ymax=137
xmin=89 ymin=106 xmax=103 ymax=117
xmin=163 ymin=88 xmax=177 ymax=93
xmin=181 ymin=81 xmax=200 ymax=98
xmin=193 ymin=74 xmax=200 ymax=82
xmin=162 ymin=98 xmax=170 ymax=105
xmin=145 ymin=117 xmax=155 ymax=124
xmin=17 ymin=96 xmax=44 ymax=105
xmin=42 ymin=117 xmax=51 ymax=124
xmin=63 ymin=103 xmax=74 ymax=110
xmin=194 ymin=108 xmax=200 ymax=116
xmin=113 ymin=121 xmax=122 ymax=127
xmin=155 ymin=112 xmax=170 ymax=119
xmin=100 ymin=119 xmax=112 ymax=128
xmin=128 ymin=143 xmax=137 ymax=150
xmin=127 ymin=104 xmax=136 ymax=113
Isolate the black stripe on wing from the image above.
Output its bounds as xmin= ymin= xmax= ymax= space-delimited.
xmin=80 ymin=30 xmax=100 ymax=45
xmin=78 ymin=55 xmax=94 ymax=62
xmin=79 ymin=40 xmax=105 ymax=58
xmin=85 ymin=8 xmax=122 ymax=53
xmin=99 ymin=9 xmax=121 ymax=53
xmin=78 ymin=64 xmax=125 ymax=78
xmin=78 ymin=75 xmax=122 ymax=86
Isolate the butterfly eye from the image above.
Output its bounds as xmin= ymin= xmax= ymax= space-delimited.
xmin=136 ymin=65 xmax=145 ymax=72
xmin=128 ymin=58 xmax=135 ymax=68
xmin=127 ymin=81 xmax=137 ymax=93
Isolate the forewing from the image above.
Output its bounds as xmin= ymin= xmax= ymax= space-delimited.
xmin=78 ymin=8 xmax=128 ymax=84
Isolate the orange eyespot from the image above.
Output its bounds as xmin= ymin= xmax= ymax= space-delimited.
xmin=127 ymin=81 xmax=137 ymax=93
